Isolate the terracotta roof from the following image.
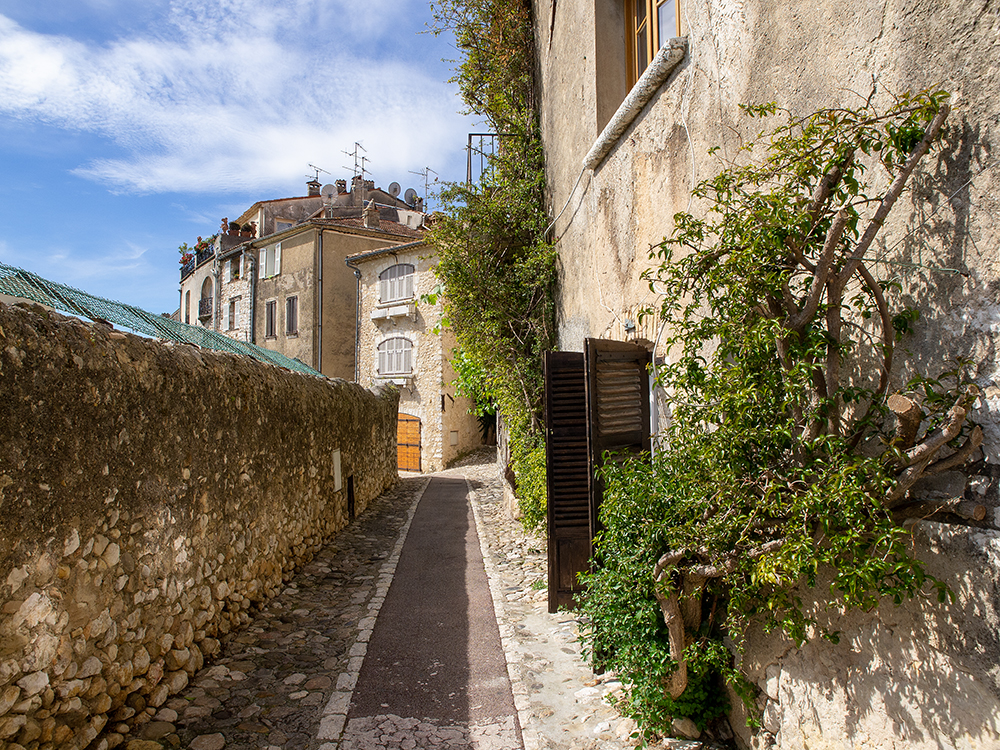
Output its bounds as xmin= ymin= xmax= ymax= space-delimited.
xmin=314 ymin=217 xmax=423 ymax=239
xmin=345 ymin=240 xmax=427 ymax=264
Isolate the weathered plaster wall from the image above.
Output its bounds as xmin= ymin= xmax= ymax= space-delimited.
xmin=729 ymin=520 xmax=1000 ymax=750
xmin=256 ymin=230 xmax=317 ymax=369
xmin=539 ymin=0 xmax=1000 ymax=387
xmin=0 ymin=301 xmax=398 ymax=750
xmin=354 ymin=249 xmax=480 ymax=472
xmin=535 ymin=0 xmax=1000 ymax=746
xmin=319 ymin=229 xmax=410 ymax=382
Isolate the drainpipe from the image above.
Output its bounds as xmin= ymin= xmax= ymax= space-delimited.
xmin=249 ymin=252 xmax=257 ymax=345
xmin=212 ymin=250 xmax=221 ymax=331
xmin=316 ymin=230 xmax=323 ymax=373
xmin=344 ymin=256 xmax=362 ymax=383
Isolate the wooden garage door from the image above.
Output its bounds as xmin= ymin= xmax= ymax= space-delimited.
xmin=397 ymin=414 xmax=421 ymax=472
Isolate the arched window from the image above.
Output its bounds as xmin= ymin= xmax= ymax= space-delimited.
xmin=377 ymin=337 xmax=412 ymax=375
xmin=379 ymin=263 xmax=415 ymax=303
xmin=199 ymin=277 xmax=213 ymax=322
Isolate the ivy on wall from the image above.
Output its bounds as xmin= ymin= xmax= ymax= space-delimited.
xmin=427 ymin=0 xmax=556 ymax=528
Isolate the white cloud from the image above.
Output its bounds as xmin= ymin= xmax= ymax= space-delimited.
xmin=0 ymin=2 xmax=471 ymax=194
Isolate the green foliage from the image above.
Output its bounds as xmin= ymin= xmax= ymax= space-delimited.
xmin=428 ymin=0 xmax=556 ymax=527
xmin=581 ymin=90 xmax=964 ymax=738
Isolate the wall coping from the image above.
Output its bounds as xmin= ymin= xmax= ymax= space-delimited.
xmin=583 ymin=38 xmax=688 ymax=171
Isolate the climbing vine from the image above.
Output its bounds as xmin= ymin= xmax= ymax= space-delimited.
xmin=427 ymin=0 xmax=556 ymax=527
xmin=580 ymin=90 xmax=979 ymax=739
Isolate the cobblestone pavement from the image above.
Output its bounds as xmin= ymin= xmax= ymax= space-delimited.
xmin=114 ymin=449 xmax=713 ymax=750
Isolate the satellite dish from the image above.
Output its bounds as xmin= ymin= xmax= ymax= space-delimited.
xmin=321 ymin=183 xmax=337 ymax=199
xmin=388 ymin=182 xmax=401 ymax=197
xmin=404 ymin=188 xmax=418 ymax=205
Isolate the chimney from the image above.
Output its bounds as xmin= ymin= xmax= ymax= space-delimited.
xmin=307 ymin=179 xmax=321 ymax=197
xmin=363 ymin=199 xmax=380 ymax=230
xmin=336 ymin=179 xmax=347 ymax=193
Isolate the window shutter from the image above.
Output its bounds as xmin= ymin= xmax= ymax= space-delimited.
xmin=585 ymin=338 xmax=651 ymax=535
xmin=544 ymin=351 xmax=590 ymax=612
xmin=404 ymin=270 xmax=414 ymax=300
xmin=234 ymin=299 xmax=240 ymax=329
xmin=402 ymin=339 xmax=412 ymax=373
xmin=239 ymin=254 xmax=245 ymax=278
xmin=224 ymin=261 xmax=231 ymax=283
xmin=258 ymin=251 xmax=266 ymax=279
xmin=225 ymin=300 xmax=231 ymax=329
xmin=274 ymin=243 xmax=281 ymax=275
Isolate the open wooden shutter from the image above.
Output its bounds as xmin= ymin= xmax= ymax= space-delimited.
xmin=544 ymin=351 xmax=589 ymax=612
xmin=585 ymin=338 xmax=651 ymax=540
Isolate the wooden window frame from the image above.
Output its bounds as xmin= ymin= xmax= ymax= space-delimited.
xmin=625 ymin=0 xmax=681 ymax=88
xmin=264 ymin=299 xmax=277 ymax=339
xmin=285 ymin=295 xmax=298 ymax=336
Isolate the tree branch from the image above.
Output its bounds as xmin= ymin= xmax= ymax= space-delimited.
xmin=839 ymin=104 xmax=950 ymax=285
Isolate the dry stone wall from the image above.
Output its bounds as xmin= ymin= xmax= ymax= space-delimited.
xmin=0 ymin=301 xmax=399 ymax=750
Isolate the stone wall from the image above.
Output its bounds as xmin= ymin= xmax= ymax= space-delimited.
xmin=0 ymin=301 xmax=399 ymax=750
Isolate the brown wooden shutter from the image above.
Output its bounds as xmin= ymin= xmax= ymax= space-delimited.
xmin=544 ymin=351 xmax=590 ymax=612
xmin=585 ymin=338 xmax=651 ymax=539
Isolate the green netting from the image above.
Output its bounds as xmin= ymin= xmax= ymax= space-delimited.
xmin=0 ymin=262 xmax=322 ymax=377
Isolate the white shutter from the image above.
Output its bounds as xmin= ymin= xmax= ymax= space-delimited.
xmin=402 ymin=340 xmax=412 ymax=373
xmin=225 ymin=301 xmax=231 ymax=329
xmin=234 ymin=299 xmax=240 ymax=329
xmin=258 ymin=251 xmax=266 ymax=279
xmin=239 ymin=254 xmax=246 ymax=278
xmin=274 ymin=243 xmax=281 ymax=275
xmin=404 ymin=271 xmax=414 ymax=300
xmin=224 ymin=261 xmax=231 ymax=283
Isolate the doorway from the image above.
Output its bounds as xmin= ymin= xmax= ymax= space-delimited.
xmin=397 ymin=414 xmax=421 ymax=472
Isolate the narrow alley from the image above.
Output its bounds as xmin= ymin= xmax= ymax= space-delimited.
xmin=114 ymin=451 xmax=641 ymax=750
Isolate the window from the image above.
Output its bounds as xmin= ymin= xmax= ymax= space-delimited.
xmin=231 ymin=257 xmax=240 ymax=280
xmin=626 ymin=0 xmax=680 ymax=87
xmin=259 ymin=243 xmax=282 ymax=279
xmin=377 ymin=337 xmax=412 ymax=375
xmin=285 ymin=295 xmax=298 ymax=335
xmin=227 ymin=297 xmax=240 ymax=330
xmin=184 ymin=291 xmax=191 ymax=324
xmin=275 ymin=219 xmax=294 ymax=233
xmin=379 ymin=263 xmax=415 ymax=303
xmin=265 ymin=299 xmax=277 ymax=338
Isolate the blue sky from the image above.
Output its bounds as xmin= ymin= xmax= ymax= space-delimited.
xmin=0 ymin=0 xmax=475 ymax=315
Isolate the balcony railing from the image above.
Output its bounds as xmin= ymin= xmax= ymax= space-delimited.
xmin=466 ymin=132 xmax=513 ymax=184
xmin=198 ymin=296 xmax=213 ymax=320
xmin=180 ymin=246 xmax=217 ymax=281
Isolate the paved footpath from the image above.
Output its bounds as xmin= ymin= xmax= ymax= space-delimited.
xmin=115 ymin=450 xmax=717 ymax=750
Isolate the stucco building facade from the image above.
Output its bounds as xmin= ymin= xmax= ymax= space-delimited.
xmin=177 ymin=179 xmax=423 ymax=379
xmin=347 ymin=240 xmax=482 ymax=473
xmin=534 ymin=0 xmax=1000 ymax=747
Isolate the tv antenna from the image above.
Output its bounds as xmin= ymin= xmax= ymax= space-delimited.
xmin=307 ymin=163 xmax=330 ymax=181
xmin=408 ymin=166 xmax=438 ymax=206
xmin=342 ymin=142 xmax=370 ymax=181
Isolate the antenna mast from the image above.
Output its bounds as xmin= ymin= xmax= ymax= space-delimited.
xmin=307 ymin=163 xmax=330 ymax=181
xmin=408 ymin=166 xmax=438 ymax=207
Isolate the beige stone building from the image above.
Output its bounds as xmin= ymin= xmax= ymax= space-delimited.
xmin=346 ymin=240 xmax=482 ymax=472
xmin=177 ymin=178 xmax=424 ymax=379
xmin=534 ymin=0 xmax=1000 ymax=747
